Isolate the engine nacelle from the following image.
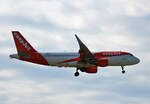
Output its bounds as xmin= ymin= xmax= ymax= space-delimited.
xmin=85 ymin=67 xmax=97 ymax=73
xmin=97 ymin=59 xmax=108 ymax=67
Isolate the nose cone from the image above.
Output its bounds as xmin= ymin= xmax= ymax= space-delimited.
xmin=134 ymin=57 xmax=140 ymax=64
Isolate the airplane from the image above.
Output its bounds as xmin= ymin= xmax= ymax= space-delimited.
xmin=10 ymin=31 xmax=140 ymax=77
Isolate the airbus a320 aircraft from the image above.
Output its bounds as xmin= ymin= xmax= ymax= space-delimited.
xmin=10 ymin=31 xmax=140 ymax=77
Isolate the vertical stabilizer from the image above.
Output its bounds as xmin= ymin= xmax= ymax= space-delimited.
xmin=12 ymin=31 xmax=37 ymax=55
xmin=11 ymin=31 xmax=48 ymax=65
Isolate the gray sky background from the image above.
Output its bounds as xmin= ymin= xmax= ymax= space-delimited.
xmin=0 ymin=0 xmax=150 ymax=104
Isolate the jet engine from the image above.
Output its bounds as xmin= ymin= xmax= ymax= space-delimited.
xmin=85 ymin=67 xmax=97 ymax=73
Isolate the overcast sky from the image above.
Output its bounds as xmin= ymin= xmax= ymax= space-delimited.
xmin=0 ymin=0 xmax=150 ymax=104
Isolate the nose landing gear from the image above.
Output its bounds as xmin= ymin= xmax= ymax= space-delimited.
xmin=121 ymin=66 xmax=125 ymax=74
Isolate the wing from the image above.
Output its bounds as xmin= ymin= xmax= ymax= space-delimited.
xmin=75 ymin=35 xmax=97 ymax=65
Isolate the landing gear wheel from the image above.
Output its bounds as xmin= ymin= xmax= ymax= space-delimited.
xmin=74 ymin=72 xmax=79 ymax=77
xmin=122 ymin=70 xmax=125 ymax=74
xmin=121 ymin=66 xmax=125 ymax=74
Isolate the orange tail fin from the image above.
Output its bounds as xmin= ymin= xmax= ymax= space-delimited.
xmin=12 ymin=31 xmax=37 ymax=54
xmin=12 ymin=31 xmax=48 ymax=65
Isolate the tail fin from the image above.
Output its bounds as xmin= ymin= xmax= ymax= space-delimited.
xmin=12 ymin=31 xmax=37 ymax=56
xmin=11 ymin=31 xmax=48 ymax=65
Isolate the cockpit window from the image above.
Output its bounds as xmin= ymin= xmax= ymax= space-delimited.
xmin=129 ymin=54 xmax=133 ymax=56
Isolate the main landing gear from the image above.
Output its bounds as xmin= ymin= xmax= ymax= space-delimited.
xmin=121 ymin=66 xmax=125 ymax=74
xmin=74 ymin=68 xmax=87 ymax=77
xmin=74 ymin=68 xmax=80 ymax=77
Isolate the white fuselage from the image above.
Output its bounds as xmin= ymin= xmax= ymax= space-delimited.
xmin=41 ymin=52 xmax=140 ymax=68
xmin=10 ymin=52 xmax=140 ymax=68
